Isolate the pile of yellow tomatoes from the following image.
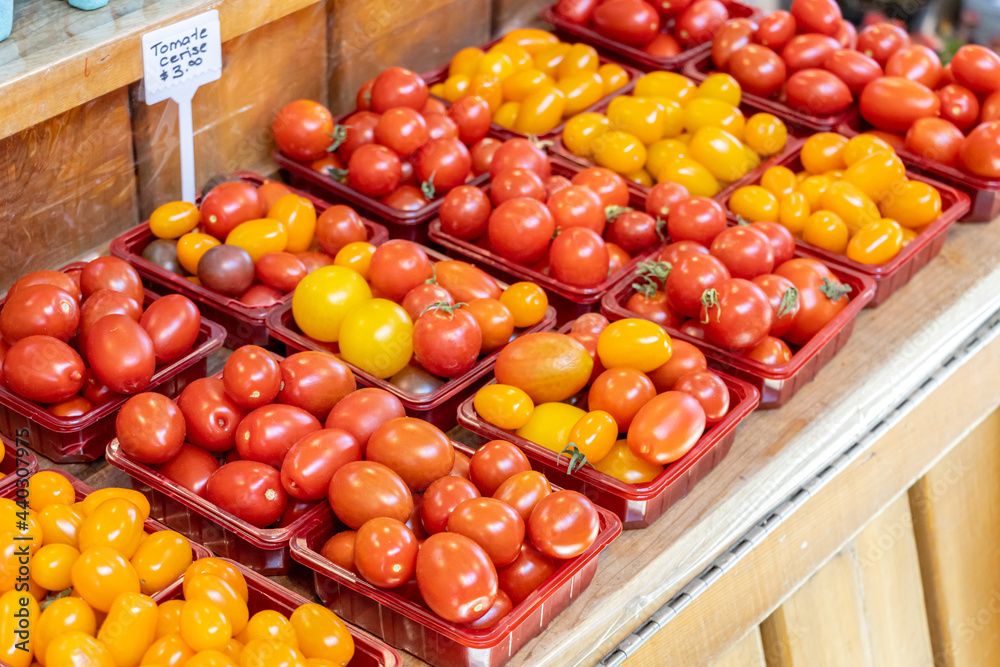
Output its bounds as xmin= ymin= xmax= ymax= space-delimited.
xmin=430 ymin=29 xmax=631 ymax=136
xmin=561 ymin=72 xmax=789 ymax=193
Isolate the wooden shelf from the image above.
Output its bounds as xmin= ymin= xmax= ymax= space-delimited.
xmin=0 ymin=0 xmax=321 ymax=137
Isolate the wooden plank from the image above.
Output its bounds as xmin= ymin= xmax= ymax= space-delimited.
xmin=0 ymin=86 xmax=138 ymax=294
xmin=711 ymin=629 xmax=766 ymax=667
xmin=0 ymin=0 xmax=322 ymax=139
xmin=130 ymin=3 xmax=327 ymax=216
xmin=851 ymin=496 xmax=934 ymax=667
xmin=910 ymin=409 xmax=1000 ymax=667
xmin=326 ymin=0 xmax=491 ymax=114
xmin=491 ymin=0 xmax=551 ymax=33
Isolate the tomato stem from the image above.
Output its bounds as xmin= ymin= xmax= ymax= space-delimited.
xmin=605 ymin=206 xmax=633 ymax=223
xmin=559 ymin=443 xmax=589 ymax=475
xmin=818 ymin=278 xmax=852 ymax=302
xmin=700 ymin=288 xmax=721 ymax=324
xmin=40 ymin=588 xmax=73 ymax=611
xmin=655 ymin=217 xmax=668 ymax=242
xmin=325 ymin=167 xmax=349 ymax=183
xmin=777 ymin=286 xmax=799 ymax=319
xmin=327 ymin=125 xmax=349 ymax=153
xmin=421 ymin=173 xmax=436 ymax=200
xmin=735 ymin=215 xmax=751 ymax=226
xmin=424 ymin=265 xmax=438 ymax=285
xmin=635 ymin=260 xmax=671 ymax=289
xmin=527 ymin=135 xmax=554 ymax=152
xmin=421 ymin=301 xmax=465 ymax=318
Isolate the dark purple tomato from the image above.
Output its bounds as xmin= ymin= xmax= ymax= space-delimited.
xmin=141 ymin=239 xmax=184 ymax=276
xmin=197 ymin=245 xmax=255 ymax=296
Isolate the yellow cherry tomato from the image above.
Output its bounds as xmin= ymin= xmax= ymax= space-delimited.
xmin=476 ymin=52 xmax=516 ymax=82
xmin=597 ymin=63 xmax=629 ymax=95
xmin=45 ymin=632 xmax=113 ymax=667
xmin=474 ymin=385 xmax=534 ymax=430
xmin=333 ymin=241 xmax=375 ymax=280
xmin=80 ymin=489 xmax=150 ymax=520
xmin=798 ymin=175 xmax=833 ymax=210
xmin=647 ymin=98 xmax=684 ymax=138
xmin=338 ymin=299 xmax=413 ymax=379
xmin=79 ymin=498 xmax=145 ymax=558
xmin=184 ymin=649 xmax=237 ymax=667
xmin=683 ymin=98 xmax=744 ymax=137
xmin=803 ymin=211 xmax=849 ymax=253
xmin=562 ymin=112 xmax=610 ymax=157
xmin=131 ymin=530 xmax=193 ymax=596
xmin=634 ymin=71 xmax=696 ymax=104
xmin=493 ymin=101 xmax=520 ymax=129
xmin=0 ymin=532 xmax=25 ymax=591
xmin=657 ymin=157 xmax=720 ymax=196
xmin=645 ymin=139 xmax=689 ymax=179
xmin=27 ymin=471 xmax=75 ymax=511
xmin=689 ymin=127 xmax=749 ymax=182
xmin=97 ymin=591 xmax=158 ymax=667
xmin=514 ymin=87 xmax=565 ymax=135
xmin=0 ymin=500 xmax=41 ymax=553
xmin=442 ymin=74 xmax=471 ymax=102
xmin=225 ymin=220 xmax=288 ymax=263
xmin=607 ymin=96 xmax=664 ymax=145
xmin=222 ymin=638 xmax=244 ymax=661
xmin=592 ymin=130 xmax=647 ymax=174
xmin=35 ymin=597 xmax=96 ymax=665
xmin=291 ymin=266 xmax=372 ymax=343
xmin=501 ymin=28 xmax=560 ymax=55
xmin=157 ymin=599 xmax=186 ymax=639
xmin=142 ymin=634 xmax=195 ymax=666
xmin=901 ymin=227 xmax=919 ymax=245
xmin=501 ymin=69 xmax=552 ymax=103
xmin=566 ymin=411 xmax=618 ymax=466
xmin=779 ymin=192 xmax=811 ymax=234
xmin=597 ymin=319 xmax=672 ymax=372
xmin=729 ymin=185 xmax=779 ymax=223
xmin=556 ymin=72 xmax=605 ymax=116
xmin=150 ymin=202 xmax=200 ymax=239
xmin=819 ymin=181 xmax=881 ymax=233
xmin=593 ymin=439 xmax=663 ymax=483
xmin=879 ymin=180 xmax=942 ymax=228
xmin=185 ymin=574 xmax=249 ymax=635
xmin=290 ymin=603 xmax=354 ymax=664
xmin=675 ymin=132 xmax=692 ymax=145
xmin=489 ymin=42 xmax=532 ymax=72
xmin=743 ymin=113 xmax=787 ymax=157
xmin=449 ymin=47 xmax=484 ymax=78
xmin=696 ymin=73 xmax=742 ymax=106
xmin=760 ymin=165 xmax=798 ymax=197
xmin=267 ymin=195 xmax=316 ymax=253
xmin=516 ymin=402 xmax=587 ymax=452
xmin=30 ymin=544 xmax=79 ymax=592
xmin=429 ymin=83 xmax=446 ymax=97
xmin=244 ymin=610 xmax=297 ymax=648
xmin=71 ymin=547 xmax=141 ymax=612
xmin=533 ymin=43 xmax=572 ymax=78
xmin=183 ymin=559 xmax=249 ymax=603
xmin=469 ymin=76 xmax=502 ymax=112
xmin=37 ymin=504 xmax=83 ymax=548
xmin=824 ymin=169 xmax=844 ymax=180
xmin=801 ymin=133 xmax=848 ymax=174
xmin=0 ymin=589 xmax=37 ymax=666
xmin=557 ymin=43 xmax=599 ymax=78
xmin=627 ymin=169 xmax=653 ymax=186
xmin=181 ymin=600 xmax=232 ymax=653
xmin=842 ymin=133 xmax=893 ymax=165
xmin=176 ymin=233 xmax=220 ymax=275
xmin=743 ymin=145 xmax=762 ymax=173
xmin=240 ymin=639 xmax=306 ymax=667
xmin=842 ymin=151 xmax=906 ymax=202
xmin=846 ymin=219 xmax=904 ymax=264
xmin=500 ymin=282 xmax=549 ymax=327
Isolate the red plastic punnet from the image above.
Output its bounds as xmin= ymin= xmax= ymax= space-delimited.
xmin=457 ymin=318 xmax=759 ymax=528
xmin=427 ymin=157 xmax=657 ymax=325
xmin=265 ymin=243 xmax=558 ymax=431
xmin=601 ymin=256 xmax=876 ymax=408
xmin=0 ymin=435 xmax=39 ymax=494
xmin=152 ymin=558 xmax=402 ymax=667
xmin=721 ymin=146 xmax=970 ymax=306
xmin=421 ymin=36 xmax=643 ymax=141
xmin=0 ymin=263 xmax=226 ymax=463
xmin=681 ymin=51 xmax=860 ymax=133
xmin=110 ymin=171 xmax=389 ymax=350
xmin=541 ymin=1 xmax=759 ymax=72
xmin=289 ymin=443 xmax=622 ymax=667
xmin=838 ymin=115 xmax=998 ymax=223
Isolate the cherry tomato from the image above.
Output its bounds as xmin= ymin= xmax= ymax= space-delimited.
xmin=324 ymin=388 xmax=405 ymax=452
xmin=116 ymin=392 xmax=185 ymax=464
xmin=674 ymin=0 xmax=727 ymax=47
xmin=273 ymin=100 xmax=334 ymax=162
xmin=281 ymin=428 xmax=360 ymax=500
xmin=905 ymin=117 xmax=964 ymax=167
xmin=368 ymin=240 xmax=433 ymax=303
xmin=222 ymin=346 xmax=281 ymax=409
xmin=199 ymin=182 xmax=264 ymax=240
xmin=320 ymin=530 xmax=358 ymax=573
xmin=845 ymin=218 xmax=904 ymax=265
xmin=496 ymin=542 xmax=556 ymax=605
xmin=46 ymin=632 xmax=114 ymax=667
xmin=235 ymin=404 xmax=321 ymax=468
xmin=444 ymin=497 xmax=524 ymax=569
xmin=627 ymin=391 xmax=706 ymax=465
xmin=666 ymin=253 xmax=731 ymax=318
xmin=886 ymin=44 xmax=942 ymax=88
xmin=490 ymin=139 xmax=551 ymax=180
xmin=712 ymin=18 xmax=756 ymax=70
xmin=290 ymin=603 xmax=355 ymax=664
xmin=860 ymin=77 xmax=940 ymax=134
xmin=592 ymin=438 xmax=663 ymax=483
xmin=701 ymin=278 xmax=772 ymax=350
xmin=950 ymin=45 xmax=1000 ymax=93
xmin=784 ymin=277 xmax=852 ymax=345
xmin=176 ymin=378 xmax=246 ymax=453
xmin=785 ymin=69 xmax=852 ymax=115
xmin=492 ymin=470 xmax=552 ymax=524
xmin=367 ymin=418 xmax=455 ymax=492
xmin=328 ymin=461 xmax=413 ymax=529
xmin=277 ymin=351 xmax=356 ymax=421
xmin=370 ymin=67 xmax=428 ymax=113
xmin=417 ymin=138 xmax=471 ymax=195
xmin=2 ymin=335 xmax=84 ymax=403
xmin=750 ymin=221 xmax=796 ymax=266
xmin=347 ymin=144 xmax=401 ymax=198
xmin=488 ymin=198 xmax=555 ymax=265
xmin=139 ymin=294 xmax=200 ymax=365
xmin=1 ymin=284 xmax=79 ymax=345
xmin=353 ymin=517 xmax=418 ymax=589
xmin=745 ymin=335 xmax=793 ymax=365
xmin=587 ymin=368 xmax=655 ymax=431
xmin=790 ymin=0 xmax=841 ymax=36
xmin=936 ymin=84 xmax=980 ymax=133
xmin=464 ymin=298 xmax=515 ymax=353
xmin=728 ymin=45 xmax=786 ymax=98
xmin=8 ymin=269 xmax=81 ymax=302
xmin=439 ymin=185 xmax=492 ymax=240
xmin=467 ymin=440 xmax=532 ymax=497
xmin=419 ymin=475 xmax=480 ymax=535
xmin=71 ymin=546 xmax=140 ymax=612
xmin=591 ymin=0 xmax=660 ymax=45
xmin=856 ymin=23 xmax=909 ymax=67
xmin=527 ymin=490 xmax=599 ymax=559
xmin=549 ymin=227 xmax=610 ymax=288
xmin=500 ymin=283 xmax=549 ymax=328
xmin=674 ymin=370 xmax=730 ymax=422
xmin=206 ymin=461 xmax=287 ymax=527
xmin=823 ymin=49 xmax=883 ymax=96
xmin=80 ymin=256 xmax=144 ymax=303
xmin=960 ymin=121 xmax=1000 ymax=178
xmin=315 ymin=205 xmax=368 ymax=257
xmin=754 ymin=11 xmax=795 ymax=52
xmin=667 ymin=196 xmax=726 ymax=246
xmin=710 ymin=226 xmax=774 ymax=280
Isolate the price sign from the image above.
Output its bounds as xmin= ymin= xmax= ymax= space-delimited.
xmin=141 ymin=10 xmax=223 ymax=202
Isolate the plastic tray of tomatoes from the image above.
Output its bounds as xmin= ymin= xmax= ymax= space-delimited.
xmin=265 ymin=244 xmax=558 ymax=431
xmin=601 ymin=256 xmax=874 ymax=408
xmin=427 ymin=157 xmax=657 ymax=325
xmin=110 ymin=172 xmax=389 ymax=350
xmin=289 ymin=443 xmax=621 ymax=667
xmin=152 ymin=558 xmax=402 ymax=667
xmin=0 ymin=434 xmax=38 ymax=494
xmin=541 ymin=1 xmax=759 ymax=73
xmin=421 ymin=35 xmax=642 ymax=141
xmin=838 ymin=116 xmax=1000 ymax=223
xmin=722 ymin=147 xmax=970 ymax=307
xmin=0 ymin=265 xmax=226 ymax=463
xmin=681 ymin=50 xmax=859 ymax=133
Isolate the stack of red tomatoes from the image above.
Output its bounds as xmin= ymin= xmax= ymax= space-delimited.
xmin=274 ymin=67 xmax=496 ymax=211
xmin=0 ymin=258 xmax=202 ymax=417
xmin=555 ymin=0 xmax=736 ymax=58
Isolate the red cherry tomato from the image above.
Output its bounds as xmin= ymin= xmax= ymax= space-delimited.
xmin=448 ymin=95 xmax=492 ymax=146
xmin=490 ymin=139 xmax=551 ymax=180
xmin=960 ymin=121 xmax=1000 ymax=179
xmin=0 ymin=284 xmax=79 ymax=345
xmin=657 ymin=240 xmax=709 ymax=266
xmin=647 ymin=338 xmax=707 ymax=392
xmin=444 ymin=496 xmax=527 ymax=569
xmin=666 ymin=253 xmax=731 ymax=318
xmin=751 ymin=273 xmax=799 ymax=338
xmin=728 ymin=44 xmax=786 ymax=97
xmin=936 ymin=84 xmax=980 ymax=133
xmin=645 ymin=182 xmax=689 ymax=220
xmin=607 ymin=210 xmax=659 ymax=254
xmin=325 ymin=388 xmax=406 ymax=453
xmin=464 ymin=590 xmax=512 ymax=630
xmin=281 ymin=428 xmax=361 ymax=500
xmin=235 ymin=404 xmax=321 ymax=468
xmin=885 ymin=45 xmax=942 ymax=88
xmin=859 ymin=77 xmax=940 ymax=134
xmin=488 ymin=198 xmax=556 ymax=265
xmin=712 ymin=18 xmax=757 ymax=70
xmin=223 ymin=345 xmax=281 ymax=409
xmin=157 ymin=443 xmax=220 ymax=497
xmin=754 ymin=11 xmax=796 ymax=52
xmin=176 ymin=377 xmax=246 ymax=453
xmin=674 ymin=370 xmax=730 ymax=422
xmin=834 ymin=19 xmax=857 ymax=48
xmin=417 ymin=138 xmax=472 ymax=195
xmin=328 ymin=460 xmax=413 ymax=529
xmin=412 ymin=305 xmax=483 ymax=378
xmin=549 ymin=227 xmax=610 ymax=288
xmin=745 ymin=335 xmax=793 ymax=365
xmin=492 ymin=471 xmax=551 ymax=524
xmin=321 ymin=531 xmax=358 ymax=573
xmin=8 ymin=270 xmax=81 ymax=303
xmin=206 ymin=460 xmax=287 ymax=527
xmin=382 ymin=185 xmax=430 ymax=211
xmin=950 ymin=45 xmax=1000 ymax=93
xmin=440 ymin=185 xmax=493 ymax=240
xmin=783 ymin=277 xmax=851 ymax=345
xmin=491 ymin=168 xmax=546 ymax=205
xmin=626 ymin=290 xmax=683 ymax=329
xmin=348 ymin=144 xmax=402 ymax=198
xmin=420 ymin=476 xmax=481 ymax=534
xmin=556 ymin=0 xmax=598 ymax=23
xmin=255 ymin=253 xmax=307 ymax=293
xmin=750 ymin=221 xmax=795 ymax=267
xmin=402 ymin=284 xmax=454 ymax=322
xmin=375 ymin=107 xmax=429 ymax=157
xmin=80 ymin=257 xmax=144 ymax=303
xmin=2 ymin=335 xmax=83 ymax=403
xmin=627 ymin=391 xmax=706 ymax=464
xmin=366 ymin=417 xmax=455 ymax=491
xmin=527 ymin=490 xmax=599 ymax=559
xmin=789 ymin=0 xmax=841 ymax=35
xmin=335 ymin=111 xmax=379 ymax=163
xmin=905 ymin=118 xmax=964 ymax=168
xmin=416 ymin=533 xmax=498 ymax=623
xmin=354 ymin=517 xmax=418 ymax=588
xmin=781 ymin=34 xmax=840 ymax=73
xmin=643 ymin=33 xmax=682 ymax=57
xmin=48 ymin=395 xmax=93 ymax=418
xmin=588 ymin=367 xmax=657 ymax=431
xmin=709 ymin=226 xmax=775 ymax=280
xmin=785 ymin=69 xmax=852 ymax=115
xmin=117 ymin=392 xmax=186 ymax=464
xmin=368 ymin=240 xmax=433 ymax=302
xmin=273 ymin=100 xmax=335 ymax=162
xmin=547 ymin=185 xmax=606 ymax=235
xmin=855 ymin=23 xmax=910 ymax=67
xmin=823 ymin=49 xmax=883 ymax=96
xmin=469 ymin=441 xmax=532 ymax=497
xmin=701 ymin=277 xmax=773 ymax=350
xmin=315 ymin=205 xmax=367 ymax=257
xmin=667 ymin=197 xmax=726 ymax=246
xmin=87 ymin=314 xmax=156 ymax=394
xmin=276 ymin=351 xmax=356 ymax=420
xmin=497 ymin=542 xmax=556 ymax=605
xmin=470 ymin=137 xmax=502 ymax=176
xmin=370 ymin=67 xmax=429 ymax=113
xmin=674 ymin=0 xmax=728 ymax=47
xmin=591 ymin=0 xmax=661 ymax=46
xmin=570 ymin=167 xmax=628 ymax=208
xmin=199 ymin=182 xmax=264 ymax=240
xmin=139 ymin=295 xmax=201 ymax=365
